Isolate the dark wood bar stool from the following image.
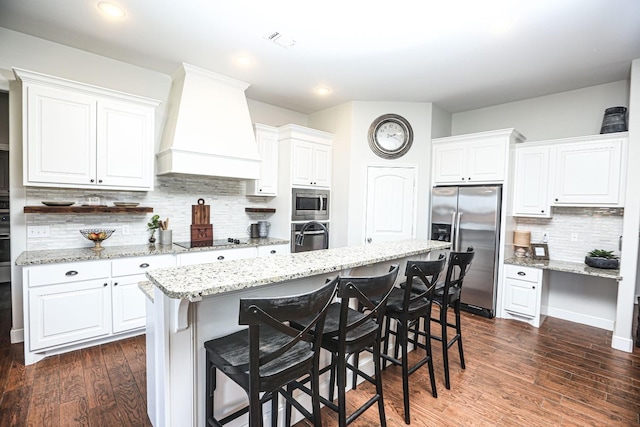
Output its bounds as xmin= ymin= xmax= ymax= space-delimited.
xmin=204 ymin=277 xmax=339 ymax=427
xmin=428 ymin=247 xmax=475 ymax=389
xmin=287 ymin=265 xmax=399 ymax=427
xmin=378 ymin=255 xmax=446 ymax=424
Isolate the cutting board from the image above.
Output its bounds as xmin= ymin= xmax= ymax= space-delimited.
xmin=192 ymin=198 xmax=210 ymax=225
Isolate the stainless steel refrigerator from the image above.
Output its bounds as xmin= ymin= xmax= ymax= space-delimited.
xmin=430 ymin=185 xmax=501 ymax=317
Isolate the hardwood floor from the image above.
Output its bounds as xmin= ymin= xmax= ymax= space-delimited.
xmin=0 ymin=285 xmax=638 ymax=426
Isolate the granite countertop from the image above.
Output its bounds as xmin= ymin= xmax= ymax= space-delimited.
xmin=504 ymin=257 xmax=621 ymax=280
xmin=146 ymin=239 xmax=452 ymax=300
xmin=15 ymin=237 xmax=290 ymax=266
xmin=138 ymin=281 xmax=154 ymax=302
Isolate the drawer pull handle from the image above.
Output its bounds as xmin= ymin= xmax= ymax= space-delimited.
xmin=270 ymin=250 xmax=276 ymax=254
xmin=517 ymin=271 xmax=526 ymax=276
xmin=65 ymin=270 xmax=78 ymax=276
xmin=114 ymin=282 xmax=118 ymax=286
xmin=532 ymin=286 xmax=536 ymax=289
xmin=140 ymin=263 xmax=150 ymax=268
xmin=217 ymin=255 xmax=225 ymax=260
xmin=103 ymin=283 xmax=108 ymax=287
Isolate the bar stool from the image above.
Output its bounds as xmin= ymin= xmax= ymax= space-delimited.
xmin=378 ymin=255 xmax=446 ymax=424
xmin=428 ymin=247 xmax=474 ymax=389
xmin=204 ymin=277 xmax=338 ymax=427
xmin=286 ymin=265 xmax=399 ymax=427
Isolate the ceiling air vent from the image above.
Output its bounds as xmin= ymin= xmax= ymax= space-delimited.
xmin=264 ymin=31 xmax=296 ymax=48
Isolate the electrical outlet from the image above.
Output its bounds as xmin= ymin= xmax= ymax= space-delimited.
xmin=121 ymin=224 xmax=130 ymax=235
xmin=542 ymin=232 xmax=549 ymax=243
xmin=570 ymin=233 xmax=579 ymax=242
xmin=27 ymin=225 xmax=50 ymax=237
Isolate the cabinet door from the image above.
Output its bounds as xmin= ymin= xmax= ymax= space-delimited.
xmin=553 ymin=139 xmax=624 ymax=205
xmin=312 ymin=144 xmax=332 ymax=188
xmin=432 ymin=142 xmax=467 ymax=184
xmin=467 ymin=139 xmax=506 ymax=182
xmin=96 ymin=100 xmax=154 ymax=190
xmin=248 ymin=125 xmax=279 ymax=196
xmin=0 ymin=151 xmax=9 ymax=193
xmin=29 ymin=279 xmax=110 ymax=351
xmin=513 ymin=146 xmax=551 ymax=217
xmin=291 ymin=140 xmax=314 ymax=186
xmin=503 ymin=277 xmax=538 ymax=318
xmin=112 ymin=274 xmax=147 ymax=333
xmin=25 ymin=84 xmax=97 ymax=186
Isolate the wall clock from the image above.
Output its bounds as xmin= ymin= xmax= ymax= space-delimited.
xmin=367 ymin=113 xmax=414 ymax=159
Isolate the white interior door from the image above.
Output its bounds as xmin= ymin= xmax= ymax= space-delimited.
xmin=365 ymin=166 xmax=416 ymax=244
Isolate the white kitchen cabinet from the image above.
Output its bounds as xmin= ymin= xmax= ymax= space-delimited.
xmin=111 ymin=255 xmax=175 ymax=333
xmin=502 ymin=264 xmax=544 ymax=327
xmin=23 ymin=255 xmax=174 ymax=364
xmin=15 ymin=68 xmax=158 ymax=191
xmin=513 ymin=145 xmax=552 ymax=217
xmin=432 ymin=129 xmax=525 ymax=185
xmin=29 ymin=279 xmax=111 ymax=351
xmin=247 ymin=124 xmax=279 ymax=196
xmin=291 ymin=140 xmax=332 ymax=188
xmin=552 ymin=135 xmax=626 ymax=206
xmin=257 ymin=243 xmax=290 ymax=257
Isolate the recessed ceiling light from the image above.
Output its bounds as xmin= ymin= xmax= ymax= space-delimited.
xmin=234 ymin=55 xmax=253 ymax=66
xmin=315 ymin=87 xmax=331 ymax=96
xmin=97 ymin=2 xmax=126 ymax=18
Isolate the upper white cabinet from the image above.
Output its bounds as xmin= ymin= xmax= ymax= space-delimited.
xmin=247 ymin=124 xmax=279 ymax=196
xmin=14 ymin=68 xmax=159 ymax=191
xmin=432 ymin=129 xmax=525 ymax=185
xmin=513 ymin=145 xmax=552 ymax=217
xmin=278 ymin=125 xmax=332 ymax=188
xmin=552 ymin=134 xmax=626 ymax=206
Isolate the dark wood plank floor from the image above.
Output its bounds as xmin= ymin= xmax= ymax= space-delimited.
xmin=0 ymin=279 xmax=638 ymax=426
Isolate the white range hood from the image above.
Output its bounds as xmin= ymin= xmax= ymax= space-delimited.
xmin=156 ymin=63 xmax=261 ymax=179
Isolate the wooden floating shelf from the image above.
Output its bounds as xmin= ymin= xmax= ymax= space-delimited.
xmin=245 ymin=208 xmax=276 ymax=213
xmin=24 ymin=206 xmax=154 ymax=214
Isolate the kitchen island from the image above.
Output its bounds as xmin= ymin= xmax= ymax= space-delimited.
xmin=143 ymin=239 xmax=450 ymax=427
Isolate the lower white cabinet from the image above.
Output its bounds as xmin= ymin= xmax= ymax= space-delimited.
xmin=502 ymin=264 xmax=545 ymax=327
xmin=29 ymin=278 xmax=111 ymax=351
xmin=23 ymin=254 xmax=175 ymax=364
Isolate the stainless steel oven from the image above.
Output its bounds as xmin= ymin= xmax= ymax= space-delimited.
xmin=0 ymin=208 xmax=9 ymax=283
xmin=291 ymin=188 xmax=329 ymax=221
xmin=291 ymin=222 xmax=329 ymax=253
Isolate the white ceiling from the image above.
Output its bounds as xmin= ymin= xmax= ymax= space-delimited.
xmin=1 ymin=0 xmax=639 ymax=114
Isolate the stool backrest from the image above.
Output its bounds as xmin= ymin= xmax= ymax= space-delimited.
xmin=441 ymin=247 xmax=475 ymax=306
xmin=403 ymin=254 xmax=447 ymax=306
xmin=329 ymin=264 xmax=399 ymax=339
xmin=239 ymin=276 xmax=339 ymax=370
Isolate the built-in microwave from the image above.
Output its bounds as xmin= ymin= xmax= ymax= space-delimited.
xmin=291 ymin=188 xmax=330 ymax=221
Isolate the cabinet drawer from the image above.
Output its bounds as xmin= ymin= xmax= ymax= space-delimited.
xmin=111 ymin=254 xmax=175 ymax=277
xmin=257 ymin=244 xmax=290 ymax=257
xmin=504 ymin=265 xmax=541 ymax=282
xmin=28 ymin=260 xmax=110 ymax=287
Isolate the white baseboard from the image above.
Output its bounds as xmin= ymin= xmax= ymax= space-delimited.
xmin=611 ymin=335 xmax=634 ymax=353
xmin=10 ymin=327 xmax=23 ymax=344
xmin=541 ymin=305 xmax=614 ymax=331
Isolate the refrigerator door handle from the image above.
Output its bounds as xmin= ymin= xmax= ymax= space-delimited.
xmin=451 ymin=211 xmax=457 ymax=249
xmin=455 ymin=212 xmax=462 ymax=251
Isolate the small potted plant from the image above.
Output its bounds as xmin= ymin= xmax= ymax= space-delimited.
xmin=147 ymin=214 xmax=161 ymax=243
xmin=585 ymin=249 xmax=619 ymax=269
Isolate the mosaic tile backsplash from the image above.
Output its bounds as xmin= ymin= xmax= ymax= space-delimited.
xmin=516 ymin=207 xmax=624 ymax=263
xmin=25 ymin=175 xmax=274 ymax=251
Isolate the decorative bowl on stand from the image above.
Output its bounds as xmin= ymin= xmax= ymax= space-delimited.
xmin=80 ymin=228 xmax=115 ymax=251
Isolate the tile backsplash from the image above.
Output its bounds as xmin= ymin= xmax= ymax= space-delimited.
xmin=25 ymin=175 xmax=274 ymax=250
xmin=516 ymin=207 xmax=624 ymax=263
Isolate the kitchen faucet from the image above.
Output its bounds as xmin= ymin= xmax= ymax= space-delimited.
xmin=295 ymin=221 xmax=329 ymax=249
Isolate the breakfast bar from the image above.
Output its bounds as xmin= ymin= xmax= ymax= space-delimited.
xmin=143 ymin=239 xmax=450 ymax=427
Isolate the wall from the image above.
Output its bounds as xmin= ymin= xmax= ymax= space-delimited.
xmin=309 ymin=101 xmax=433 ymax=247
xmin=431 ymin=104 xmax=452 ymax=138
xmin=451 ymin=80 xmax=630 ymax=141
xmin=247 ymin=99 xmax=307 ymax=127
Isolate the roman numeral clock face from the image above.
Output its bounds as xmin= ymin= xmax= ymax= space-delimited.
xmin=367 ymin=114 xmax=414 ymax=159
